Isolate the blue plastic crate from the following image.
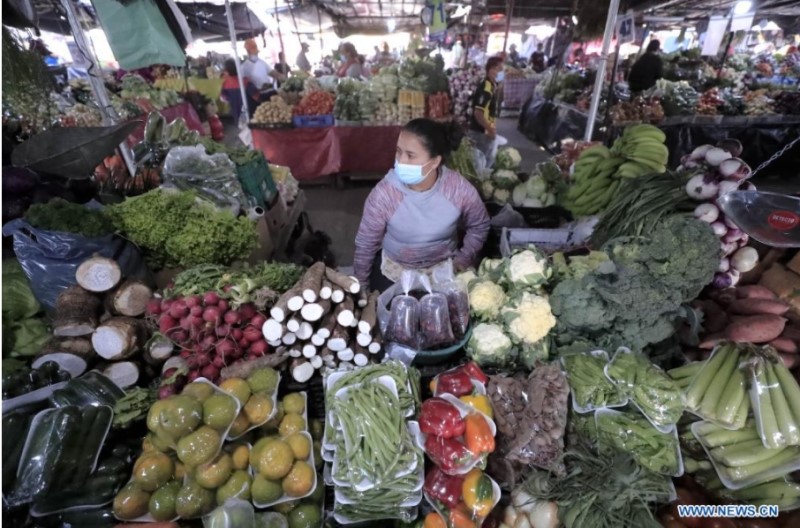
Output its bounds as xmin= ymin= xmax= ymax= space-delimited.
xmin=292 ymin=114 xmax=334 ymax=128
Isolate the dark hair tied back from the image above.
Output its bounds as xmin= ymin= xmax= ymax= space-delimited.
xmin=402 ymin=118 xmax=464 ymax=162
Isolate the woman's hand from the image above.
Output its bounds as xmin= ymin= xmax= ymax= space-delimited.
xmin=486 ymin=125 xmax=497 ymax=139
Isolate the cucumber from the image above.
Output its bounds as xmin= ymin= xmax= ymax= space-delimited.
xmin=53 ymin=405 xmax=97 ymax=489
xmin=94 ymin=456 xmax=127 ymax=477
xmin=2 ymin=412 xmax=32 ymax=493
xmin=71 ymin=406 xmax=112 ymax=488
xmin=8 ymin=406 xmax=81 ymax=506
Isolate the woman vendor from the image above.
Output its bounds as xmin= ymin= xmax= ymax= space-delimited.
xmin=353 ymin=118 xmax=491 ymax=291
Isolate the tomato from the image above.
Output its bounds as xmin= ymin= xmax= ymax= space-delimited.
xmin=665 ymin=521 xmax=688 ymax=528
xmin=671 ymin=503 xmax=703 ymax=528
xmin=704 ymin=518 xmax=737 ymax=528
xmin=676 ymin=487 xmax=698 ymax=505
xmin=736 ymin=520 xmax=778 ymax=528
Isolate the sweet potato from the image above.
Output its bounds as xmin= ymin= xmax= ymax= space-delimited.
xmin=699 ymin=332 xmax=725 ymax=350
xmin=728 ymin=298 xmax=790 ymax=316
xmin=701 ymin=300 xmax=729 ymax=333
xmin=708 ymin=288 xmax=737 ymax=307
xmin=779 ymin=353 xmax=799 ymax=369
xmin=735 ymin=285 xmax=777 ymax=300
xmin=769 ymin=337 xmax=798 ymax=354
xmin=782 ymin=326 xmax=800 ymax=341
xmin=724 ymin=315 xmax=787 ymax=344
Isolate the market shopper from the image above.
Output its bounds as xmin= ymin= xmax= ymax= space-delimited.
xmin=242 ymin=38 xmax=285 ymax=92
xmin=530 ymin=43 xmax=547 ymax=73
xmin=468 ymin=56 xmax=504 ymax=163
xmin=353 ymin=118 xmax=490 ymax=292
xmin=337 ymin=42 xmax=365 ymax=78
xmin=296 ymin=42 xmax=312 ymax=73
xmin=628 ymin=40 xmax=664 ymax=93
xmin=220 ymin=59 xmax=262 ymax=124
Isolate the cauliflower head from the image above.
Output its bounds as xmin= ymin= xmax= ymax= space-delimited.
xmin=495 ymin=147 xmax=522 ymax=170
xmin=480 ymin=180 xmax=495 ymax=200
xmin=506 ymin=247 xmax=552 ymax=288
xmin=468 ymin=279 xmax=507 ymax=320
xmin=492 ymin=169 xmax=519 ymax=190
xmin=501 ymin=291 xmax=556 ymax=345
xmin=478 ymin=258 xmax=506 ymax=283
xmin=493 ymin=187 xmax=511 ymax=205
xmin=466 ymin=323 xmax=514 ymax=368
xmin=456 ymin=269 xmax=478 ymax=289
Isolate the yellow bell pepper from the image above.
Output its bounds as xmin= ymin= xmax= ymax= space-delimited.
xmin=459 ymin=395 xmax=493 ymax=419
xmin=462 ymin=469 xmax=495 ymax=519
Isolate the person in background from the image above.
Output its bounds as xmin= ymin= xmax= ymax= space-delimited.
xmin=220 ymin=58 xmax=261 ymax=124
xmin=337 ymin=42 xmax=364 ymax=78
xmin=242 ymin=38 xmax=285 ymax=92
xmin=530 ymin=43 xmax=547 ymax=73
xmin=274 ymin=51 xmax=290 ymax=88
xmin=379 ymin=42 xmax=394 ymax=66
xmin=296 ymin=42 xmax=311 ymax=73
xmin=451 ymin=37 xmax=465 ymax=69
xmin=468 ymin=56 xmax=504 ymax=162
xmin=468 ymin=40 xmax=486 ymax=67
xmin=353 ymin=118 xmax=490 ymax=291
xmin=508 ymin=44 xmax=521 ymax=68
xmin=628 ymin=39 xmax=663 ymax=93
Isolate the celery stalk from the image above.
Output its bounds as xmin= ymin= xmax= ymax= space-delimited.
xmin=686 ymin=344 xmax=732 ymax=409
xmin=716 ymin=368 xmax=746 ymax=425
xmin=772 ymin=359 xmax=800 ymax=430
xmin=754 ymin=361 xmax=784 ymax=449
xmin=700 ymin=347 xmax=740 ymax=419
xmin=711 ymin=439 xmax=785 ymax=467
xmin=668 ymin=361 xmax=705 ymax=380
xmin=732 ymin=396 xmax=750 ymax=430
xmin=702 ymin=426 xmax=760 ymax=448
xmin=766 ymin=361 xmax=800 ymax=445
xmin=731 ymin=480 xmax=800 ymax=502
xmin=721 ymin=446 xmax=800 ymax=483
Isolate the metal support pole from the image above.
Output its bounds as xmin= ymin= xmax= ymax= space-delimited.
xmin=225 ymin=0 xmax=251 ymax=135
xmin=60 ymin=0 xmax=136 ymax=177
xmin=548 ymin=17 xmax=558 ymax=57
xmin=502 ymin=0 xmax=515 ymax=53
xmin=583 ymin=0 xmax=621 ymax=141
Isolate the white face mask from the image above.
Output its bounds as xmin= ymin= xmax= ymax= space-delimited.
xmin=496 ymin=70 xmax=505 ymax=83
xmin=395 ymin=159 xmax=435 ymax=186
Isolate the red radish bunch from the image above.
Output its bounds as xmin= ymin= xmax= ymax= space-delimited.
xmin=146 ymin=293 xmax=270 ymax=383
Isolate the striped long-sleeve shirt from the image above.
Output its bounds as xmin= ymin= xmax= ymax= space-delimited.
xmin=353 ymin=166 xmax=490 ymax=286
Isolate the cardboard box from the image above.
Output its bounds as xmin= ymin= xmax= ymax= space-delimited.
xmin=246 ymin=215 xmax=275 ymax=264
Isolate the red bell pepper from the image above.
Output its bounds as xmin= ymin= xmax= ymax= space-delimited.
xmin=434 ymin=370 xmax=473 ymax=397
xmin=420 ymin=398 xmax=465 ymax=438
xmin=460 ymin=362 xmax=488 ymax=385
xmin=423 ymin=467 xmax=465 ymax=509
xmin=425 ymin=435 xmax=472 ymax=473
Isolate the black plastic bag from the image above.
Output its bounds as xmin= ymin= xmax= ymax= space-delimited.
xmin=2 ymin=218 xmax=151 ymax=311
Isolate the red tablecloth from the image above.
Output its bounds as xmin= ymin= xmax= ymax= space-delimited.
xmin=125 ymin=102 xmax=205 ymax=145
xmin=251 ymin=125 xmax=402 ymax=180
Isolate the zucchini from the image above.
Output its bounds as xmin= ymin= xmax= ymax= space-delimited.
xmin=94 ymin=456 xmax=128 ymax=477
xmin=33 ymin=472 xmax=125 ymax=515
xmin=53 ymin=405 xmax=96 ymax=490
xmin=70 ymin=406 xmax=112 ymax=488
xmin=8 ymin=406 xmax=81 ymax=506
xmin=2 ymin=412 xmax=32 ymax=492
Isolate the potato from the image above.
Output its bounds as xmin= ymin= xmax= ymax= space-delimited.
xmin=735 ymin=285 xmax=777 ymax=300
xmin=768 ymin=337 xmax=798 ymax=354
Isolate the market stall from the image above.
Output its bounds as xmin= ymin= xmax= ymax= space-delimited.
xmin=125 ymin=101 xmax=206 ymax=145
xmin=251 ymin=125 xmax=402 ymax=180
xmin=154 ymin=77 xmax=228 ymax=114
xmin=502 ymin=78 xmax=539 ymax=110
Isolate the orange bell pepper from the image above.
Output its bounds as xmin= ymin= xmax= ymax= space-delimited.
xmin=424 ymin=512 xmax=447 ymax=528
xmin=449 ymin=507 xmax=476 ymax=528
xmin=464 ymin=413 xmax=495 ymax=455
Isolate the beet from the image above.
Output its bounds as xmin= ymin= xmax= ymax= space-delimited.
xmin=249 ymin=340 xmax=268 ymax=357
xmin=203 ymin=306 xmax=222 ymax=323
xmin=224 ymin=311 xmax=242 ymax=325
xmin=243 ymin=326 xmax=262 ymax=343
xmin=146 ymin=299 xmax=162 ymax=316
xmin=239 ymin=303 xmax=257 ymax=320
xmin=217 ymin=299 xmax=229 ymax=312
xmin=159 ymin=315 xmax=178 ymax=334
xmin=187 ymin=370 xmax=201 ymax=382
xmin=203 ymin=292 xmax=220 ymax=306
xmin=185 ymin=295 xmax=202 ymax=308
xmin=190 ymin=306 xmax=203 ymax=317
xmin=158 ymin=385 xmax=177 ymax=399
xmin=250 ymin=314 xmax=267 ymax=329
xmin=201 ymin=364 xmax=220 ymax=381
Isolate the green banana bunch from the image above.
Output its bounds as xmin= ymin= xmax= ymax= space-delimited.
xmin=562 ymin=124 xmax=671 ymax=216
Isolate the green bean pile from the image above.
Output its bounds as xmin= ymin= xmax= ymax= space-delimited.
xmin=326 ymin=361 xmax=420 ymax=416
xmin=332 ymin=382 xmax=419 ymax=485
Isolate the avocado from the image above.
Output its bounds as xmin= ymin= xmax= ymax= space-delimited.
xmin=175 ymin=480 xmax=216 ymax=519
xmin=113 ymin=482 xmax=151 ymax=520
xmin=177 ymin=425 xmax=222 ymax=467
xmin=148 ymin=480 xmax=181 ymax=521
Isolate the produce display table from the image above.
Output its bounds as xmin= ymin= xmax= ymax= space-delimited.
xmin=608 ymin=115 xmax=800 ymax=172
xmin=502 ymin=78 xmax=538 ymax=110
xmin=251 ymin=125 xmax=402 ymax=181
xmin=125 ymin=102 xmax=205 ymax=145
xmin=154 ymin=77 xmax=228 ymax=114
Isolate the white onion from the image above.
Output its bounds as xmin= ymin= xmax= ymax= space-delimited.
xmin=527 ymin=501 xmax=560 ymax=528
xmin=723 ymin=228 xmax=745 ymax=243
xmin=718 ymin=258 xmax=730 ymax=273
xmin=689 ymin=144 xmax=714 ymax=161
xmin=694 ymin=203 xmax=720 ymax=223
xmin=711 ymin=221 xmax=728 ymax=237
xmin=731 ymin=246 xmax=759 ymax=273
xmin=717 ymin=179 xmax=741 ymax=196
xmin=705 ymin=147 xmax=733 ymax=167
xmin=718 ymin=158 xmax=751 ymax=181
xmin=720 ymin=240 xmax=739 ymax=256
xmin=686 ymin=174 xmax=720 ymax=200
